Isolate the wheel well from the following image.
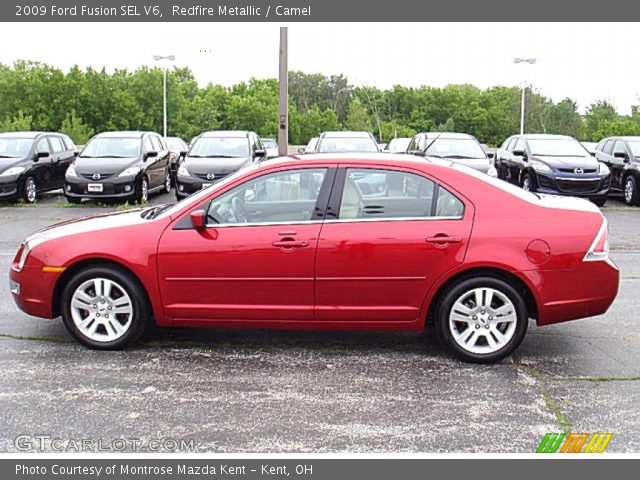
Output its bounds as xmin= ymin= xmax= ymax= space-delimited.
xmin=52 ymin=258 xmax=151 ymax=318
xmin=426 ymin=267 xmax=538 ymax=328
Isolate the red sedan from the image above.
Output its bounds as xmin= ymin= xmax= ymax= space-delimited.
xmin=9 ymin=154 xmax=619 ymax=363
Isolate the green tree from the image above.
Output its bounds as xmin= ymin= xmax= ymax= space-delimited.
xmin=346 ymin=98 xmax=372 ymax=132
xmin=60 ymin=109 xmax=94 ymax=144
xmin=0 ymin=110 xmax=32 ymax=131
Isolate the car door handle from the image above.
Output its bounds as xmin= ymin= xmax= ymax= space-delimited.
xmin=426 ymin=235 xmax=463 ymax=244
xmin=272 ymin=240 xmax=309 ymax=248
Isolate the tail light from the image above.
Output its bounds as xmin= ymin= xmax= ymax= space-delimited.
xmin=583 ymin=219 xmax=609 ymax=262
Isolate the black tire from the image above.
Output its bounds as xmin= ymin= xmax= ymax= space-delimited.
xmin=590 ymin=197 xmax=607 ymax=207
xmin=66 ymin=196 xmax=82 ymax=205
xmin=521 ymin=173 xmax=534 ymax=192
xmin=162 ymin=168 xmax=172 ymax=194
xmin=23 ymin=176 xmax=37 ymax=203
xmin=435 ymin=276 xmax=529 ymax=363
xmin=60 ymin=265 xmax=151 ymax=350
xmin=135 ymin=176 xmax=149 ymax=204
xmin=624 ymin=175 xmax=640 ymax=206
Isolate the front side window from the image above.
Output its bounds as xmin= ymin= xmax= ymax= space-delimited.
xmin=338 ymin=168 xmax=463 ymax=220
xmin=36 ymin=137 xmax=51 ymax=154
xmin=207 ymin=168 xmax=327 ymax=225
xmin=512 ymin=137 xmax=525 ymax=153
xmin=602 ymin=140 xmax=614 ymax=155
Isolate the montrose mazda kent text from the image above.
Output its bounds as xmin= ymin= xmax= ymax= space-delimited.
xmin=10 ymin=154 xmax=619 ymax=363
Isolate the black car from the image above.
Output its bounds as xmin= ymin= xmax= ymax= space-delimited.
xmin=495 ymin=134 xmax=610 ymax=206
xmin=407 ymin=132 xmax=496 ymax=176
xmin=0 ymin=131 xmax=77 ymax=203
xmin=165 ymin=136 xmax=189 ymax=185
xmin=175 ymin=130 xmax=265 ymax=200
xmin=64 ymin=131 xmax=171 ymax=204
xmin=594 ymin=136 xmax=640 ymax=205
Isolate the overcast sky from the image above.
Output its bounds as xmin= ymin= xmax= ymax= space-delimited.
xmin=0 ymin=22 xmax=636 ymax=114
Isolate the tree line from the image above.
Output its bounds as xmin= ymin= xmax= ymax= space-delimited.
xmin=1 ymin=60 xmax=639 ymax=146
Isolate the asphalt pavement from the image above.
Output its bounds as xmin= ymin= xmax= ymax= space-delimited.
xmin=0 ymin=191 xmax=638 ymax=453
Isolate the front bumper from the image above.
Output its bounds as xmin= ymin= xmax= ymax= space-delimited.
xmin=532 ymin=171 xmax=610 ymax=198
xmin=524 ymin=258 xmax=619 ymax=326
xmin=9 ymin=264 xmax=59 ymax=319
xmin=0 ymin=180 xmax=19 ymax=199
xmin=65 ymin=176 xmax=137 ymax=199
xmin=176 ymin=174 xmax=227 ymax=197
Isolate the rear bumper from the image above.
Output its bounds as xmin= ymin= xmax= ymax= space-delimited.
xmin=523 ymin=258 xmax=619 ymax=326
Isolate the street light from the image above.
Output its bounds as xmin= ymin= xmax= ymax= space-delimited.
xmin=153 ymin=55 xmax=175 ymax=138
xmin=514 ymin=57 xmax=536 ymax=135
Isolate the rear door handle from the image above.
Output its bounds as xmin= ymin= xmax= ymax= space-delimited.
xmin=426 ymin=235 xmax=463 ymax=244
xmin=272 ymin=240 xmax=309 ymax=248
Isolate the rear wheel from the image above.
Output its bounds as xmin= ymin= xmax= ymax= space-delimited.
xmin=435 ymin=276 xmax=528 ymax=363
xmin=23 ymin=176 xmax=37 ymax=203
xmin=162 ymin=168 xmax=171 ymax=194
xmin=61 ymin=266 xmax=150 ymax=349
xmin=624 ymin=175 xmax=640 ymax=206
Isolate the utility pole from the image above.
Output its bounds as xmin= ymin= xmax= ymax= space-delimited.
xmin=513 ymin=57 xmax=536 ymax=135
xmin=153 ymin=55 xmax=176 ymax=137
xmin=278 ymin=27 xmax=288 ymax=156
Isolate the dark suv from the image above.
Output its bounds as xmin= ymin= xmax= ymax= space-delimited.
xmin=0 ymin=131 xmax=76 ymax=203
xmin=175 ymin=130 xmax=265 ymax=200
xmin=495 ymin=134 xmax=610 ymax=205
xmin=594 ymin=136 xmax=640 ymax=205
xmin=64 ymin=131 xmax=171 ymax=204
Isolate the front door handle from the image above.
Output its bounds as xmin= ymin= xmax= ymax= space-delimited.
xmin=272 ymin=240 xmax=309 ymax=248
xmin=426 ymin=235 xmax=463 ymax=244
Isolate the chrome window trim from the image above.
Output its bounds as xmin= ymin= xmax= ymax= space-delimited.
xmin=205 ymin=215 xmax=463 ymax=229
xmin=205 ymin=220 xmax=325 ymax=228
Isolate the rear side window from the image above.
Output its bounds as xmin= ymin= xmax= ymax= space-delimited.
xmin=62 ymin=135 xmax=76 ymax=150
xmin=338 ymin=168 xmax=464 ymax=220
xmin=50 ymin=136 xmax=65 ymax=153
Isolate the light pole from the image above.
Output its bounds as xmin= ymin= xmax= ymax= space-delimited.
xmin=514 ymin=57 xmax=536 ymax=135
xmin=153 ymin=54 xmax=175 ymax=137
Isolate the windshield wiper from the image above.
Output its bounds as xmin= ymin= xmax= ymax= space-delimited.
xmin=0 ymin=154 xmax=18 ymax=158
xmin=141 ymin=203 xmax=173 ymax=220
xmin=93 ymin=155 xmax=129 ymax=158
xmin=445 ymin=155 xmax=484 ymax=160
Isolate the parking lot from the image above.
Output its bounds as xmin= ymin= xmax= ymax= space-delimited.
xmin=0 ymin=191 xmax=639 ymax=453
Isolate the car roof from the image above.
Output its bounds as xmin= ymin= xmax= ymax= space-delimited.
xmin=94 ymin=131 xmax=156 ymax=139
xmin=606 ymin=136 xmax=640 ymax=141
xmin=200 ymin=130 xmax=251 ymax=138
xmin=418 ymin=132 xmax=475 ymax=140
xmin=0 ymin=131 xmax=49 ymax=138
xmin=320 ymin=131 xmax=373 ymax=138
xmin=521 ymin=134 xmax=576 ymax=140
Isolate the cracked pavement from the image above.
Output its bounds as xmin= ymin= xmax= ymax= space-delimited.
xmin=0 ymin=192 xmax=639 ymax=452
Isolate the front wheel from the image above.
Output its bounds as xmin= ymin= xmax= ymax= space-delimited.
xmin=23 ymin=176 xmax=37 ymax=203
xmin=521 ymin=173 xmax=534 ymax=192
xmin=135 ymin=176 xmax=149 ymax=204
xmin=435 ymin=277 xmax=528 ymax=363
xmin=61 ymin=266 xmax=150 ymax=349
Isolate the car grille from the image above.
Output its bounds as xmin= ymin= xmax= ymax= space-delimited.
xmin=537 ymin=176 xmax=554 ymax=190
xmin=194 ymin=173 xmax=229 ymax=182
xmin=558 ymin=168 xmax=597 ymax=174
xmin=556 ymin=179 xmax=602 ymax=194
xmin=81 ymin=173 xmax=114 ymax=180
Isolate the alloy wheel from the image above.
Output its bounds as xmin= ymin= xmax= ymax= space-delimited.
xmin=24 ymin=177 xmax=37 ymax=203
xmin=625 ymin=178 xmax=634 ymax=204
xmin=448 ymin=287 xmax=518 ymax=355
xmin=70 ymin=278 xmax=134 ymax=343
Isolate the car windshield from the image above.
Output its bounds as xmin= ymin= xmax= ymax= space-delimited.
xmin=0 ymin=138 xmax=33 ymax=157
xmin=81 ymin=138 xmax=141 ymax=158
xmin=528 ymin=139 xmax=589 ymax=157
xmin=318 ymin=137 xmax=378 ymax=153
xmin=306 ymin=138 xmax=318 ymax=151
xmin=425 ymin=138 xmax=486 ymax=159
xmin=386 ymin=138 xmax=411 ymax=152
xmin=263 ymin=139 xmax=277 ymax=149
xmin=627 ymin=141 xmax=640 ymax=157
xmin=189 ymin=137 xmax=249 ymax=158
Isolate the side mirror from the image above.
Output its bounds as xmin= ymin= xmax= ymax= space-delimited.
xmin=145 ymin=151 xmax=158 ymax=161
xmin=297 ymin=147 xmax=305 ymax=154
xmin=254 ymin=149 xmax=266 ymax=159
xmin=190 ymin=210 xmax=206 ymax=229
xmin=486 ymin=152 xmax=495 ymax=159
xmin=73 ymin=151 xmax=80 ymax=158
xmin=614 ymin=151 xmax=629 ymax=160
xmin=512 ymin=150 xmax=525 ymax=157
xmin=179 ymin=150 xmax=188 ymax=158
xmin=589 ymin=151 xmax=597 ymax=157
xmin=34 ymin=151 xmax=50 ymax=161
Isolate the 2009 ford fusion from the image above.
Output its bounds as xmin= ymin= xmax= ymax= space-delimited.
xmin=9 ymin=154 xmax=619 ymax=363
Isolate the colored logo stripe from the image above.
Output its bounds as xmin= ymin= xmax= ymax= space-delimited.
xmin=537 ymin=433 xmax=566 ymax=453
xmin=537 ymin=432 xmax=613 ymax=453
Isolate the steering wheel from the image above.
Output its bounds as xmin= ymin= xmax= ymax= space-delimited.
xmin=231 ymin=196 xmax=249 ymax=223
